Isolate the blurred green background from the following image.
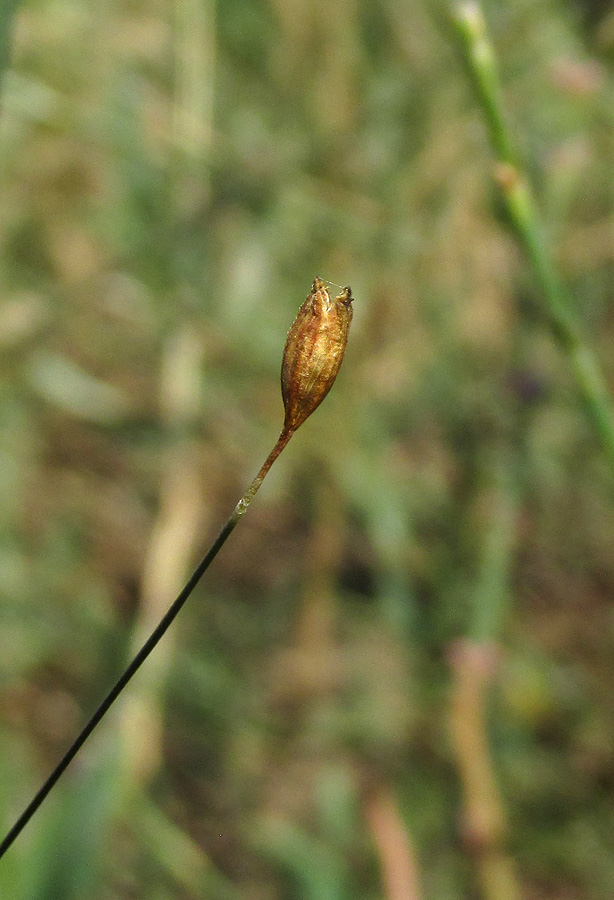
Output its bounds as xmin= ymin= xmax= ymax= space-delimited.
xmin=2 ymin=0 xmax=614 ymax=897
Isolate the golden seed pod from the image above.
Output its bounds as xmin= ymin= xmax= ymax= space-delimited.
xmin=281 ymin=277 xmax=353 ymax=434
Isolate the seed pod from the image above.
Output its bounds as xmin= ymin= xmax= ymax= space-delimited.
xmin=281 ymin=277 xmax=353 ymax=434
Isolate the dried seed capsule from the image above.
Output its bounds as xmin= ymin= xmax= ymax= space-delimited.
xmin=281 ymin=277 xmax=353 ymax=434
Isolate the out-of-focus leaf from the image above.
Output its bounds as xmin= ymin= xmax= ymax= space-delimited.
xmin=19 ymin=737 xmax=120 ymax=900
xmin=0 ymin=0 xmax=19 ymax=87
xmin=25 ymin=352 xmax=131 ymax=424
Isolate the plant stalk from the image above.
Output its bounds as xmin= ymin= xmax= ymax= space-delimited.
xmin=452 ymin=1 xmax=614 ymax=470
xmin=0 ymin=427 xmax=294 ymax=860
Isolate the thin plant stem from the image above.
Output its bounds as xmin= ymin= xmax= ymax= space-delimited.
xmin=0 ymin=270 xmax=354 ymax=857
xmin=0 ymin=427 xmax=294 ymax=860
xmin=449 ymin=445 xmax=522 ymax=900
xmin=452 ymin=1 xmax=614 ymax=471
xmin=469 ymin=444 xmax=518 ymax=644
xmin=365 ymin=785 xmax=422 ymax=900
xmin=449 ymin=641 xmax=520 ymax=900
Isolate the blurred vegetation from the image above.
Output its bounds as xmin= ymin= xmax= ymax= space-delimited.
xmin=2 ymin=0 xmax=614 ymax=897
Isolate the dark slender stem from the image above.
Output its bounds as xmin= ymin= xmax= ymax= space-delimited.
xmin=0 ymin=428 xmax=294 ymax=860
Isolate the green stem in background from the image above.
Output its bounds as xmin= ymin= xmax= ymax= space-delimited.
xmin=0 ymin=0 xmax=19 ymax=87
xmin=0 ymin=428 xmax=293 ymax=861
xmin=469 ymin=445 xmax=518 ymax=644
xmin=452 ymin=1 xmax=614 ymax=470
